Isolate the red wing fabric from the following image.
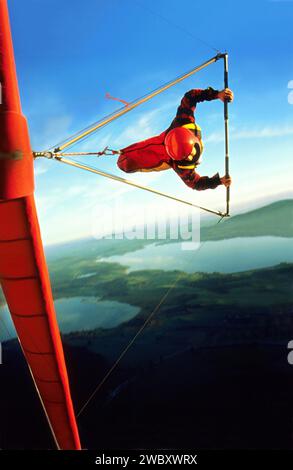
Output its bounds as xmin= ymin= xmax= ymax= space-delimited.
xmin=0 ymin=0 xmax=80 ymax=449
xmin=0 ymin=196 xmax=81 ymax=450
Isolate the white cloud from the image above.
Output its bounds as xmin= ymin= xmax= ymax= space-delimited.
xmin=114 ymin=109 xmax=160 ymax=146
xmin=205 ymin=124 xmax=293 ymax=143
xmin=73 ymin=132 xmax=114 ymax=153
xmin=40 ymin=115 xmax=74 ymax=150
xmin=32 ymin=90 xmax=293 ymax=245
xmin=74 ymin=167 xmax=164 ymax=206
xmin=34 ymin=161 xmax=49 ymax=176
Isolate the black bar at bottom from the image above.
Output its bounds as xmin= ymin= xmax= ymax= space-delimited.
xmin=0 ymin=450 xmax=292 ymax=467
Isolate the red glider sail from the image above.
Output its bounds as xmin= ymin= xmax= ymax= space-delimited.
xmin=0 ymin=0 xmax=81 ymax=449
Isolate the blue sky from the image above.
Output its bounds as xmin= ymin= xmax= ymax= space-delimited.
xmin=8 ymin=0 xmax=293 ymax=244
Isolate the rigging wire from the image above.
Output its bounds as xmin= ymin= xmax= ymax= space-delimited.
xmin=50 ymin=155 xmax=228 ymax=218
xmin=36 ymin=52 xmax=230 ymax=218
xmin=77 ymin=216 xmax=226 ymax=418
xmin=133 ymin=0 xmax=220 ymax=54
xmin=77 ymin=276 xmax=180 ymax=418
xmin=42 ymin=50 xmax=230 ymax=420
xmin=47 ymin=2 xmax=222 ymax=153
xmin=48 ymin=54 xmax=223 ymax=153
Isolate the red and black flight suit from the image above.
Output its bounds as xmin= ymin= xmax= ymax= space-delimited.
xmin=117 ymin=88 xmax=222 ymax=191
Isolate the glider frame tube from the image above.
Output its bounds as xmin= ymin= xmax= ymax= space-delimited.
xmin=0 ymin=0 xmax=81 ymax=450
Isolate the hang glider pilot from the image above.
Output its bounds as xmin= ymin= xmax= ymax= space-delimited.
xmin=117 ymin=87 xmax=233 ymax=191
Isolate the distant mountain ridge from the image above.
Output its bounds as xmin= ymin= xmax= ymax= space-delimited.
xmin=41 ymin=199 xmax=293 ymax=265
xmin=201 ymin=199 xmax=293 ymax=240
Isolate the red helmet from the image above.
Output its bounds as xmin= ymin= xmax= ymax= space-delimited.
xmin=165 ymin=127 xmax=198 ymax=161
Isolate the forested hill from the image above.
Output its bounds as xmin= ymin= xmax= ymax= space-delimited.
xmin=201 ymin=199 xmax=293 ymax=240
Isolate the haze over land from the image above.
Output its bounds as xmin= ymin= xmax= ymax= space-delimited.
xmin=1 ymin=199 xmax=293 ymax=449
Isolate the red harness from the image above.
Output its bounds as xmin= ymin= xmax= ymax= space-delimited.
xmin=117 ymin=131 xmax=170 ymax=173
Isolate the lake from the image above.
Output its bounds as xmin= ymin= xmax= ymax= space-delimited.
xmin=0 ymin=297 xmax=140 ymax=342
xmin=98 ymin=236 xmax=293 ymax=274
xmin=55 ymin=297 xmax=139 ymax=333
xmin=1 ymin=236 xmax=292 ymax=343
